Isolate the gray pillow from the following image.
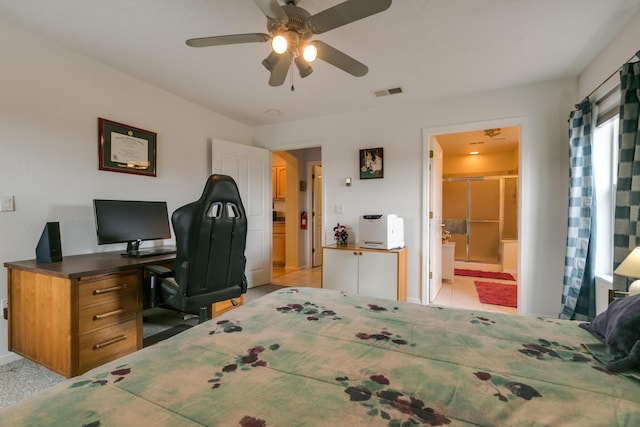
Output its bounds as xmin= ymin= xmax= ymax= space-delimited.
xmin=580 ymin=294 xmax=640 ymax=372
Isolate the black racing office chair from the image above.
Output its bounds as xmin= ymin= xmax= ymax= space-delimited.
xmin=146 ymin=174 xmax=248 ymax=323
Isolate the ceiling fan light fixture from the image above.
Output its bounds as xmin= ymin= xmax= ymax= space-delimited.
xmin=302 ymin=44 xmax=317 ymax=62
xmin=272 ymin=34 xmax=288 ymax=54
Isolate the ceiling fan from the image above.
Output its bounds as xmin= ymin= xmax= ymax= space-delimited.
xmin=186 ymin=0 xmax=392 ymax=87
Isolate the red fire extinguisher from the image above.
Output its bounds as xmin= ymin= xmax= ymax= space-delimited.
xmin=301 ymin=211 xmax=308 ymax=230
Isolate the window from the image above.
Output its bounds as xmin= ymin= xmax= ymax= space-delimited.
xmin=593 ymin=114 xmax=619 ymax=276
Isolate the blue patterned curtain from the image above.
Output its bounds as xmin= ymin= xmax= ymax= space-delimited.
xmin=613 ymin=61 xmax=640 ymax=291
xmin=560 ymin=98 xmax=596 ymax=320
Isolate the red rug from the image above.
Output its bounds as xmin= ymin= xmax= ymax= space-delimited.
xmin=455 ymin=268 xmax=515 ymax=281
xmin=474 ymin=281 xmax=517 ymax=308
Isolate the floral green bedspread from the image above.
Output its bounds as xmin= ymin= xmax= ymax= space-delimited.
xmin=2 ymin=287 xmax=639 ymax=426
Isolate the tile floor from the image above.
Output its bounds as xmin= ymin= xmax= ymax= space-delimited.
xmin=433 ymin=273 xmax=518 ymax=315
xmin=271 ymin=265 xmax=322 ymax=288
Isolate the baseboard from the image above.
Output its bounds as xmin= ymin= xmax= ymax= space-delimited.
xmin=0 ymin=352 xmax=22 ymax=367
xmin=406 ymin=297 xmax=422 ymax=305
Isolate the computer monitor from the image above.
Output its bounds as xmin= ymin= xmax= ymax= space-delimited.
xmin=93 ymin=199 xmax=174 ymax=257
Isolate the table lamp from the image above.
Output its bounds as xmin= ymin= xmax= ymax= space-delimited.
xmin=614 ymin=247 xmax=640 ymax=295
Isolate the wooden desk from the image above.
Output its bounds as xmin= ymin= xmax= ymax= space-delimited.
xmin=4 ymin=251 xmax=242 ymax=378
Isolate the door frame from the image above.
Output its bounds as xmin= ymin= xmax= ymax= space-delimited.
xmin=309 ymin=161 xmax=323 ymax=267
xmin=271 ymin=143 xmax=323 ymax=271
xmin=421 ymin=117 xmax=526 ymax=311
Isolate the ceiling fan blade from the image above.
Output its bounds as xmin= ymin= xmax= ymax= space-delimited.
xmin=262 ymin=51 xmax=292 ymax=86
xmin=312 ymin=41 xmax=368 ymax=77
xmin=309 ymin=0 xmax=392 ymax=34
xmin=294 ymin=56 xmax=313 ymax=78
xmin=253 ymin=0 xmax=288 ymax=23
xmin=186 ymin=33 xmax=270 ymax=48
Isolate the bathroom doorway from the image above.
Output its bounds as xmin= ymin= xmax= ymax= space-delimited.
xmin=423 ymin=124 xmax=520 ymax=313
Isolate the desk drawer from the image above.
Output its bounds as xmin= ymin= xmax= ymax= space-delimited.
xmin=79 ymin=319 xmax=137 ymax=373
xmin=78 ymin=272 xmax=139 ymax=307
xmin=79 ymin=295 xmax=138 ymax=334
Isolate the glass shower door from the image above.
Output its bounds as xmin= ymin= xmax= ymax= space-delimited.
xmin=442 ymin=181 xmax=467 ymax=260
xmin=443 ymin=178 xmax=507 ymax=264
xmin=468 ymin=180 xmax=500 ymax=263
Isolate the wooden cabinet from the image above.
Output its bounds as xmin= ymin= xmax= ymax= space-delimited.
xmin=6 ymin=266 xmax=142 ymax=378
xmin=5 ymin=252 xmax=164 ymax=378
xmin=76 ymin=271 xmax=140 ymax=373
xmin=5 ymin=251 xmax=244 ymax=378
xmin=322 ymin=244 xmax=407 ymax=301
xmin=273 ymin=222 xmax=285 ymax=265
xmin=272 ymin=165 xmax=286 ymax=200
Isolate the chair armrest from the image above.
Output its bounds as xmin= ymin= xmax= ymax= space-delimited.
xmin=145 ymin=265 xmax=174 ymax=277
xmin=145 ymin=265 xmax=174 ymax=308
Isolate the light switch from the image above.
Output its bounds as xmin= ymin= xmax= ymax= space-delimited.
xmin=1 ymin=195 xmax=14 ymax=212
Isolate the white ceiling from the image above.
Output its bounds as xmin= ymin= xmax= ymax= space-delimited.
xmin=1 ymin=0 xmax=639 ymax=127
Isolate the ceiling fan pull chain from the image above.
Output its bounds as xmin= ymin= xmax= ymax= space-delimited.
xmin=290 ymin=57 xmax=295 ymax=92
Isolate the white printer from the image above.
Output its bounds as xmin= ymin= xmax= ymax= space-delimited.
xmin=359 ymin=214 xmax=405 ymax=250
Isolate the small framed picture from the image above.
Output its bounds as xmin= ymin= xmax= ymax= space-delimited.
xmin=359 ymin=147 xmax=383 ymax=179
xmin=98 ymin=118 xmax=157 ymax=177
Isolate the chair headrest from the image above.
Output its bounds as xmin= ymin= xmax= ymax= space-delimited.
xmin=199 ymin=175 xmax=244 ymax=208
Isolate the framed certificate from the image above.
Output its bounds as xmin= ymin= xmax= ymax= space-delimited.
xmin=98 ymin=118 xmax=157 ymax=177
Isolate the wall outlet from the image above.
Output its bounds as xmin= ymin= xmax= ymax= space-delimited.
xmin=1 ymin=299 xmax=7 ymax=320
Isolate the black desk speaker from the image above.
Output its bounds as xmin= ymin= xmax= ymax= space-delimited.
xmin=36 ymin=222 xmax=63 ymax=263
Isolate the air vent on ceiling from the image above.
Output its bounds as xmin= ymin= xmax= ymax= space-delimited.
xmin=374 ymin=87 xmax=404 ymax=97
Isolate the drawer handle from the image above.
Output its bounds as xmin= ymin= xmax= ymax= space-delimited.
xmin=93 ymin=308 xmax=126 ymax=321
xmin=94 ymin=335 xmax=127 ymax=350
xmin=93 ymin=284 xmax=128 ymax=295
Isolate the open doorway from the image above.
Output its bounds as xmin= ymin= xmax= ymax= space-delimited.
xmin=423 ymin=124 xmax=520 ymax=314
xmin=271 ymin=148 xmax=322 ymax=284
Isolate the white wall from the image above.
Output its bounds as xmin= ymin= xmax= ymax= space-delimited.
xmin=578 ymin=12 xmax=640 ymax=100
xmin=254 ymin=78 xmax=576 ymax=315
xmin=0 ymin=22 xmax=252 ymax=364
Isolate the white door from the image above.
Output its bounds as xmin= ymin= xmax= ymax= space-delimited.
xmin=312 ymin=164 xmax=323 ymax=267
xmin=212 ymin=139 xmax=271 ymax=288
xmin=429 ymin=139 xmax=444 ymax=302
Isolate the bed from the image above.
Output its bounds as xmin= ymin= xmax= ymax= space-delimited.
xmin=1 ymin=287 xmax=639 ymax=426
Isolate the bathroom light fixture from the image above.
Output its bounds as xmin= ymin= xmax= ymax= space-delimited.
xmin=484 ymin=128 xmax=501 ymax=139
xmin=469 ymin=151 xmax=479 ymax=155
xmin=615 ymin=247 xmax=640 ymax=295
